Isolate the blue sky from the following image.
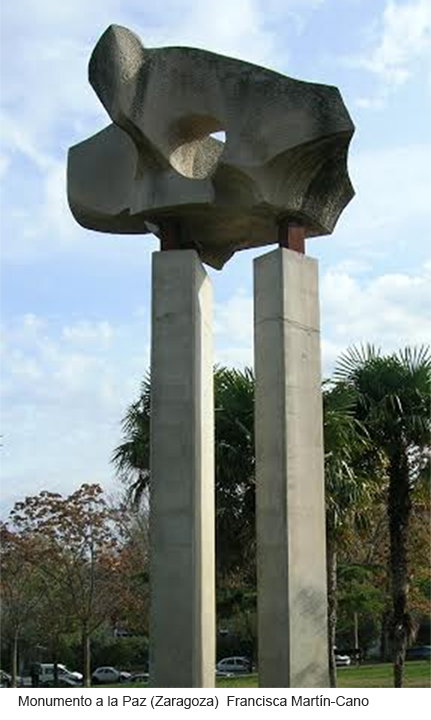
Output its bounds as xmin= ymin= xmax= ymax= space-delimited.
xmin=1 ymin=0 xmax=430 ymax=513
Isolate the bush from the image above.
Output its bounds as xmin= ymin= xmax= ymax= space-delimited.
xmin=90 ymin=636 xmax=149 ymax=672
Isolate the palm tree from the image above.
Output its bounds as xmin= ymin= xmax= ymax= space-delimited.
xmin=112 ymin=374 xmax=151 ymax=507
xmin=112 ymin=366 xmax=256 ymax=578
xmin=322 ymin=381 xmax=378 ymax=687
xmin=213 ymin=366 xmax=255 ymax=578
xmin=334 ymin=345 xmax=431 ymax=687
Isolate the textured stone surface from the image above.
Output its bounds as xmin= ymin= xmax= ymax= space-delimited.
xmin=254 ymin=248 xmax=329 ymax=687
xmin=68 ymin=24 xmax=355 ymax=269
xmin=150 ymin=250 xmax=215 ymax=687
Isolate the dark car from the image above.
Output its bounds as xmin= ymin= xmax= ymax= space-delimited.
xmin=0 ymin=670 xmax=24 ymax=687
xmin=406 ymin=645 xmax=431 ymax=661
xmin=0 ymin=670 xmax=11 ymax=688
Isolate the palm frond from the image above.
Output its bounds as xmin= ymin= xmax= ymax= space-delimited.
xmin=111 ymin=375 xmax=151 ymax=503
xmin=397 ymin=345 xmax=431 ymax=375
xmin=333 ymin=344 xmax=380 ymax=383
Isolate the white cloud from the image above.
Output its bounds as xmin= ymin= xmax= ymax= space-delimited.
xmin=156 ymin=0 xmax=274 ymax=61
xmin=213 ymin=289 xmax=254 ymax=367
xmin=22 ymin=313 xmax=47 ymax=333
xmin=209 ymin=261 xmax=431 ymax=378
xmin=0 ymin=313 xmax=147 ymax=413
xmin=42 ymin=161 xmax=77 ymax=237
xmin=130 ymin=0 xmax=323 ymax=67
xmin=0 ymin=314 xmax=47 ymax=353
xmin=363 ymin=0 xmax=431 ymax=85
xmin=1 ymin=113 xmax=79 ymax=252
xmin=355 ymin=95 xmax=386 ymax=110
xmin=325 ymin=258 xmax=372 ymax=276
xmin=338 ymin=142 xmax=431 ymax=242
xmin=347 ymin=0 xmax=431 ymax=106
xmin=212 ymin=264 xmax=431 ymax=376
xmin=320 ymin=265 xmax=431 ymax=373
xmin=216 ymin=346 xmax=253 ymax=368
xmin=1 ymin=114 xmax=52 ymax=170
xmin=321 ymin=337 xmax=345 ymax=376
xmin=0 ymin=310 xmax=150 ymax=511
xmin=52 ymin=352 xmax=106 ymax=393
xmin=63 ymin=320 xmax=114 ymax=343
xmin=0 ymin=153 xmax=10 ymax=179
xmin=6 ymin=351 xmax=43 ymax=381
xmin=214 ymin=289 xmax=253 ymax=343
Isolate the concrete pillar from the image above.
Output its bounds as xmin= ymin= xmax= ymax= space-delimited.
xmin=254 ymin=247 xmax=329 ymax=688
xmin=150 ymin=250 xmax=215 ymax=688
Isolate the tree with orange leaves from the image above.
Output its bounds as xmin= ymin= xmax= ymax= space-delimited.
xmin=3 ymin=484 xmax=125 ymax=686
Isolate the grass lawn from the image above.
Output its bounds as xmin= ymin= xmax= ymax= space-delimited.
xmin=336 ymin=661 xmax=430 ymax=688
xmin=216 ymin=662 xmax=430 ymax=689
xmin=104 ymin=662 xmax=430 ymax=689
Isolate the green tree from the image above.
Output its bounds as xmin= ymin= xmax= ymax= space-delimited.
xmin=336 ymin=562 xmax=386 ymax=657
xmin=112 ymin=367 xmax=256 ymax=579
xmin=0 ymin=524 xmax=46 ymax=686
xmin=334 ymin=345 xmax=431 ymax=687
xmin=213 ymin=367 xmax=255 ymax=578
xmin=322 ymin=381 xmax=379 ymax=686
xmin=112 ymin=374 xmax=151 ymax=507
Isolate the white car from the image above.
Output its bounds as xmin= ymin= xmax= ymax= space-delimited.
xmin=335 ymin=653 xmax=351 ymax=667
xmin=130 ymin=672 xmax=149 ymax=683
xmin=92 ymin=666 xmax=132 ymax=684
xmin=216 ymin=657 xmax=252 ymax=675
xmin=38 ymin=663 xmax=82 ymax=686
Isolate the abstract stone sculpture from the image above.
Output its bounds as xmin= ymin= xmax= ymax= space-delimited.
xmin=67 ymin=25 xmax=356 ymax=688
xmin=68 ymin=24 xmax=354 ymax=268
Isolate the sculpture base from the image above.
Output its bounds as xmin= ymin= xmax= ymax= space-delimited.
xmin=149 ymin=250 xmax=215 ymax=687
xmin=254 ymin=247 xmax=329 ymax=688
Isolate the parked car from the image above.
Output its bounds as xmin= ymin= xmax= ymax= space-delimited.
xmin=130 ymin=672 xmax=149 ymax=683
xmin=37 ymin=663 xmax=82 ymax=686
xmin=406 ymin=645 xmax=431 ymax=661
xmin=0 ymin=670 xmax=11 ymax=688
xmin=41 ymin=677 xmax=82 ymax=688
xmin=335 ymin=653 xmax=351 ymax=667
xmin=216 ymin=657 xmax=252 ymax=674
xmin=92 ymin=667 xmax=132 ymax=684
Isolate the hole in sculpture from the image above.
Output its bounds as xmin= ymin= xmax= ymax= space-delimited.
xmin=170 ymin=119 xmax=226 ymax=180
xmin=210 ymin=131 xmax=226 ymax=143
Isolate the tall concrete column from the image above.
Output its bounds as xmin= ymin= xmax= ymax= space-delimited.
xmin=150 ymin=250 xmax=215 ymax=688
xmin=254 ymin=247 xmax=329 ymax=688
